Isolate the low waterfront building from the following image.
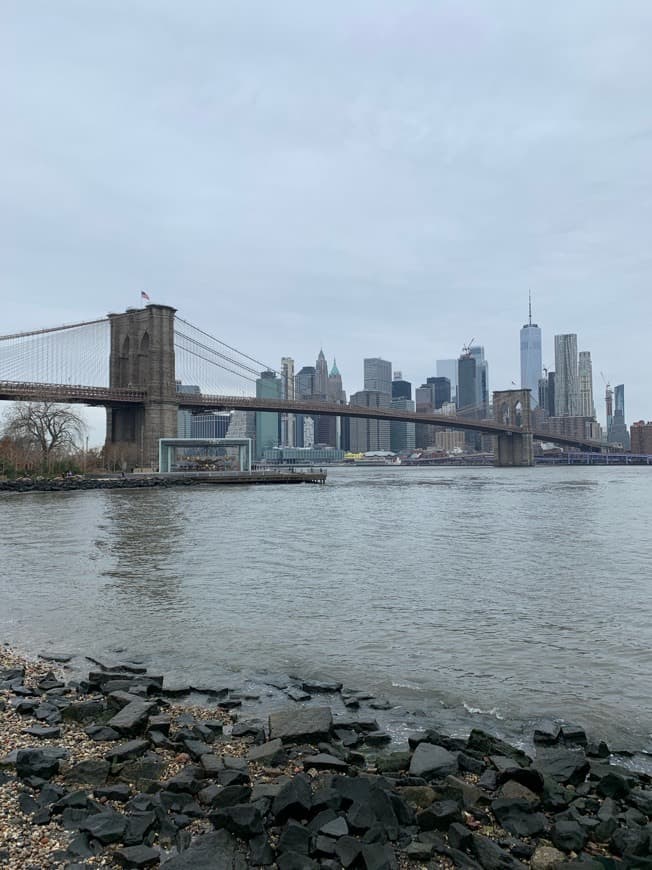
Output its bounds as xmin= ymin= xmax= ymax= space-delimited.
xmin=262 ymin=446 xmax=344 ymax=464
xmin=631 ymin=421 xmax=652 ymax=454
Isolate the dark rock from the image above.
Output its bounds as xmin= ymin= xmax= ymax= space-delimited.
xmin=449 ymin=821 xmax=473 ymax=851
xmin=62 ymin=700 xmax=106 ymax=722
xmin=200 ymin=753 xmax=224 ymax=776
xmin=85 ymin=725 xmax=120 ymax=742
xmin=279 ymin=820 xmax=312 ymax=854
xmin=560 ymin=725 xmax=588 ymax=746
xmin=460 ymin=752 xmax=488 ymax=775
xmin=181 ymin=738 xmax=212 ymax=760
xmin=273 ymin=774 xmax=313 ymax=822
xmin=596 ymin=771 xmax=631 ymax=798
xmin=551 ymin=819 xmax=588 ymax=852
xmin=232 ymin=719 xmax=265 ymax=739
xmin=16 ymin=748 xmax=60 ymax=780
xmin=409 ymin=743 xmax=459 ymax=779
xmin=65 ymin=759 xmax=111 ymax=786
xmin=189 ymin=683 xmax=230 ymax=697
xmin=124 ymin=812 xmax=157 ymax=845
xmin=161 ymin=829 xmax=247 ymax=869
xmin=335 ymin=716 xmax=380 ymax=733
xmin=18 ymin=792 xmax=40 ymax=814
xmin=586 ymin=740 xmax=610 ymax=758
xmin=301 ymin=678 xmax=343 ymax=693
xmin=108 ymin=700 xmax=156 ymax=735
xmin=321 ymin=816 xmax=348 ymax=838
xmin=628 ymin=787 xmax=652 ymax=815
xmin=533 ymin=748 xmax=589 ymax=786
xmin=163 ymin=765 xmax=204 ymax=794
xmin=335 ymin=835 xmax=363 ymax=868
xmin=311 ymin=787 xmax=342 ymax=813
xmin=218 ymin=768 xmax=250 ymax=787
xmin=478 ymin=769 xmax=499 ymax=791
xmin=117 ymin=754 xmax=165 ymax=788
xmin=277 ymin=853 xmax=319 ymax=870
xmin=95 ymin=783 xmax=131 ymax=802
xmin=64 ymin=831 xmax=104 ymax=860
xmin=200 ymin=784 xmax=252 ymax=808
xmin=369 ymin=788 xmax=400 ymax=840
xmin=147 ymin=714 xmax=172 ymax=734
xmin=211 ymin=803 xmax=264 ymax=839
xmin=22 ymin=725 xmax=61 ymax=739
xmin=248 ymin=738 xmax=286 ymax=766
xmin=491 ymin=798 xmax=547 ymax=837
xmin=106 ymin=739 xmax=150 ymax=765
xmin=114 ymin=844 xmax=160 ymax=867
xmin=417 ymin=799 xmax=461 ymax=831
xmin=496 ymin=766 xmax=544 ymax=794
xmin=405 ymin=841 xmax=435 ymax=860
xmin=81 ymin=810 xmax=127 ymax=844
xmin=611 ymin=826 xmax=650 ymax=857
xmin=249 ymin=832 xmax=274 ymax=865
xmin=314 ymin=834 xmax=338 ymax=855
xmin=303 ymin=753 xmax=348 ymax=773
xmin=269 ymin=707 xmax=333 ymax=744
xmin=496 ymin=780 xmax=540 ymax=807
xmin=467 ymin=730 xmax=531 ymax=767
xmin=364 ymin=732 xmax=392 ymax=747
xmin=346 ymin=802 xmax=375 ymax=833
xmin=472 ymin=833 xmax=526 ymax=869
xmin=444 ymin=774 xmax=489 ymax=808
xmin=360 ymin=842 xmax=397 ymax=870
xmin=107 ymin=690 xmax=144 ymax=710
xmin=375 ymin=752 xmax=410 ymax=774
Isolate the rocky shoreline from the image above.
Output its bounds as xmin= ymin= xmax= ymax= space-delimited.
xmin=0 ymin=477 xmax=196 ymax=494
xmin=1 ymin=647 xmax=651 ymax=869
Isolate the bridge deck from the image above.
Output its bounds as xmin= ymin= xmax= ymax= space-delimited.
xmin=0 ymin=381 xmax=604 ymax=452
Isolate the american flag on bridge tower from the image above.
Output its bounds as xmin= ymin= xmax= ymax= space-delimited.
xmin=141 ymin=291 xmax=150 ymax=301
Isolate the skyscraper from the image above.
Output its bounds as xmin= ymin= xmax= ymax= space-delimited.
xmin=426 ymin=377 xmax=451 ymax=409
xmin=520 ymin=295 xmax=542 ymax=408
xmin=436 ymin=359 xmax=458 ymax=405
xmin=314 ymin=350 xmax=328 ymax=398
xmin=327 ymin=359 xmax=345 ymax=403
xmin=554 ymin=334 xmax=580 ymax=416
xmin=294 ymin=365 xmax=315 ymax=449
xmin=364 ymin=358 xmax=392 ymax=396
xmin=280 ymin=357 xmax=296 ymax=447
xmin=349 ymin=390 xmax=391 ymax=452
xmin=469 ymin=346 xmax=489 ymax=413
xmin=457 ymin=354 xmax=477 ymax=411
xmin=392 ymin=371 xmax=412 ymax=400
xmin=255 ymin=370 xmax=281 ymax=459
xmin=608 ymin=384 xmax=630 ymax=448
xmin=578 ymin=351 xmax=596 ymax=419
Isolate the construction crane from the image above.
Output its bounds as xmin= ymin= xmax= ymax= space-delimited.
xmin=461 ymin=337 xmax=475 ymax=357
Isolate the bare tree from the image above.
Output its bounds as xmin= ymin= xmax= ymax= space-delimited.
xmin=2 ymin=402 xmax=87 ymax=471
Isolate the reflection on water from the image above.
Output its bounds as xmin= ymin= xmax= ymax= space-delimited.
xmin=99 ymin=491 xmax=187 ymax=609
xmin=0 ymin=467 xmax=651 ymax=749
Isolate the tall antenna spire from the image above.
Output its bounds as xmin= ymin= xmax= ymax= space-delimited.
xmin=528 ymin=289 xmax=532 ymax=326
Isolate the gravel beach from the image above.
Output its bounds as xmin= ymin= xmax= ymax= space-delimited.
xmin=1 ymin=644 xmax=651 ymax=869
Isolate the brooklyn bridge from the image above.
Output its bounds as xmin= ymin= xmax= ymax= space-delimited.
xmin=0 ymin=304 xmax=603 ymax=468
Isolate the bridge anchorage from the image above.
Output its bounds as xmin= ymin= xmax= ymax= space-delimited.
xmin=0 ymin=304 xmax=605 ymax=469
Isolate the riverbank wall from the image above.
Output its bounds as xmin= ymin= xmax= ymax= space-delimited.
xmin=0 ymin=470 xmax=326 ymax=494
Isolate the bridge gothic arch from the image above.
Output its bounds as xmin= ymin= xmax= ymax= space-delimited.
xmin=492 ymin=389 xmax=534 ymax=467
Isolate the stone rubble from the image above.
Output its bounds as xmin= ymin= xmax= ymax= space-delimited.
xmin=1 ymin=644 xmax=651 ymax=869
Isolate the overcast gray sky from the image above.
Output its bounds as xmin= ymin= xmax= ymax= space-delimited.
xmin=2 ymin=1 xmax=651 ymax=442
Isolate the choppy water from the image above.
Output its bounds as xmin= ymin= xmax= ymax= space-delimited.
xmin=1 ymin=466 xmax=651 ymax=751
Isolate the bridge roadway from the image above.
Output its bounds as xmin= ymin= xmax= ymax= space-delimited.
xmin=0 ymin=381 xmax=603 ymax=453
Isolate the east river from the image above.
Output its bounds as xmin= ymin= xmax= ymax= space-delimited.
xmin=1 ymin=466 xmax=651 ymax=754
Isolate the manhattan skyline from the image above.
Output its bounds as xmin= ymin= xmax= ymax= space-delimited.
xmin=2 ymin=1 xmax=651 ymax=431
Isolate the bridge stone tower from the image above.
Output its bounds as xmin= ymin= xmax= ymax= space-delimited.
xmin=106 ymin=305 xmax=178 ymax=469
xmin=492 ymin=389 xmax=534 ymax=467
